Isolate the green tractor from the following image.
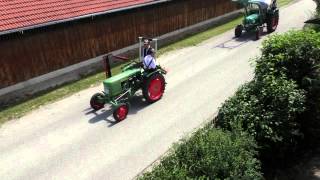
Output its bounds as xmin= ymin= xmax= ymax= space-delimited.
xmin=90 ymin=37 xmax=167 ymax=121
xmin=233 ymin=0 xmax=279 ymax=40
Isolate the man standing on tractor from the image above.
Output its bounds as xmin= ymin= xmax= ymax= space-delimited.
xmin=143 ymin=39 xmax=154 ymax=57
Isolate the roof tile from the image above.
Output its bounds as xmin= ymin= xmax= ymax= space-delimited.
xmin=0 ymin=0 xmax=154 ymax=32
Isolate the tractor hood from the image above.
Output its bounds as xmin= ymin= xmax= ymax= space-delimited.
xmin=104 ymin=69 xmax=141 ymax=84
xmin=245 ymin=14 xmax=259 ymax=24
xmin=103 ymin=68 xmax=141 ymax=97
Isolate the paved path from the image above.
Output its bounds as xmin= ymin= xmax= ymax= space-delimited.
xmin=0 ymin=1 xmax=316 ymax=179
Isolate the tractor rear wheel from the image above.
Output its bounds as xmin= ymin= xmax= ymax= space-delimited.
xmin=267 ymin=13 xmax=279 ymax=33
xmin=90 ymin=93 xmax=105 ymax=110
xmin=143 ymin=73 xmax=165 ymax=103
xmin=235 ymin=25 xmax=243 ymax=38
xmin=113 ymin=104 xmax=129 ymax=122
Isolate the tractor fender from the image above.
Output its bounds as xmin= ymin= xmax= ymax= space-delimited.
xmin=143 ymin=69 xmax=164 ymax=79
xmin=143 ymin=70 xmax=167 ymax=89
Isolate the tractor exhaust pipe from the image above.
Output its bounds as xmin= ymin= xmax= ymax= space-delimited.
xmin=153 ymin=38 xmax=158 ymax=58
xmin=139 ymin=36 xmax=143 ymax=62
xmin=103 ymin=55 xmax=112 ymax=78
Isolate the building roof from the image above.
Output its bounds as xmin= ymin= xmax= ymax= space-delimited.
xmin=0 ymin=0 xmax=164 ymax=35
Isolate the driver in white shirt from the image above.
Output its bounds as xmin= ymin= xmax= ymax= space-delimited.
xmin=143 ymin=48 xmax=157 ymax=70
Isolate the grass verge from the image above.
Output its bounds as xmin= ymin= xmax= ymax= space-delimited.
xmin=0 ymin=0 xmax=292 ymax=126
xmin=278 ymin=0 xmax=294 ymax=7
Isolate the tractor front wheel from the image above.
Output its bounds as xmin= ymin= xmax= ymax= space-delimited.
xmin=90 ymin=93 xmax=105 ymax=111
xmin=113 ymin=104 xmax=129 ymax=121
xmin=235 ymin=25 xmax=243 ymax=38
xmin=267 ymin=13 xmax=279 ymax=33
xmin=255 ymin=27 xmax=263 ymax=40
xmin=143 ymin=73 xmax=165 ymax=103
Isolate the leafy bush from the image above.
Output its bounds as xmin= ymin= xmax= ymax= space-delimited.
xmin=255 ymin=30 xmax=320 ymax=144
xmin=217 ymin=77 xmax=306 ymax=158
xmin=139 ymin=128 xmax=262 ymax=180
xmin=256 ymin=30 xmax=320 ymax=86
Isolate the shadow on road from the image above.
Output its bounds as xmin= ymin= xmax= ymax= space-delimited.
xmin=84 ymin=92 xmax=150 ymax=127
xmin=213 ymin=30 xmax=269 ymax=49
xmin=85 ymin=108 xmax=117 ymax=127
xmin=234 ymin=29 xmax=270 ymax=42
xmin=127 ymin=94 xmax=149 ymax=115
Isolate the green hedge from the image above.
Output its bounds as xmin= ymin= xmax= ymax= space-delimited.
xmin=256 ymin=30 xmax=320 ymax=144
xmin=256 ymin=30 xmax=320 ymax=86
xmin=217 ymin=77 xmax=306 ymax=158
xmin=217 ymin=30 xmax=319 ymax=174
xmin=139 ymin=128 xmax=262 ymax=180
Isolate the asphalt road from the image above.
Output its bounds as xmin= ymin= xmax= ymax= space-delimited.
xmin=0 ymin=1 xmax=316 ymax=179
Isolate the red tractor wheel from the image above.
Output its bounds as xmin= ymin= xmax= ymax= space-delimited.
xmin=90 ymin=93 xmax=105 ymax=111
xmin=113 ymin=104 xmax=129 ymax=122
xmin=267 ymin=14 xmax=279 ymax=33
xmin=143 ymin=73 xmax=165 ymax=103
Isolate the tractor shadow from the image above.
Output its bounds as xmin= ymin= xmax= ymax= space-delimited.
xmin=233 ymin=29 xmax=269 ymax=42
xmin=213 ymin=30 xmax=269 ymax=50
xmin=127 ymin=93 xmax=150 ymax=115
xmin=84 ymin=92 xmax=149 ymax=127
xmin=85 ymin=108 xmax=117 ymax=127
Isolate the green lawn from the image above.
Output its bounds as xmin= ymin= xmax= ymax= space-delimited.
xmin=0 ymin=0 xmax=293 ymax=126
xmin=278 ymin=0 xmax=294 ymax=7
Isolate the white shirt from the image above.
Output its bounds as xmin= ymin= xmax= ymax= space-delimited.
xmin=143 ymin=55 xmax=157 ymax=69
